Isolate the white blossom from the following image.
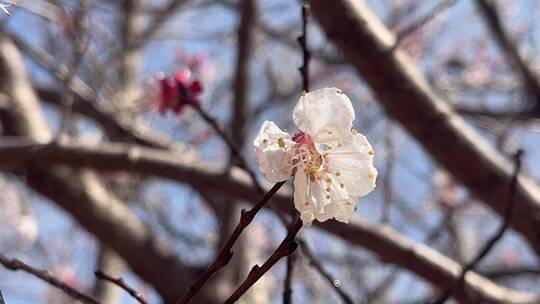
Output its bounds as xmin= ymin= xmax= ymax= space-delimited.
xmin=254 ymin=87 xmax=377 ymax=226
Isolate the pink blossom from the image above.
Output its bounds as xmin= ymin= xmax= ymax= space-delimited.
xmin=157 ymin=71 xmax=203 ymax=115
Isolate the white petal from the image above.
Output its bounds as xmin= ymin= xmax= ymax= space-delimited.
xmin=254 ymin=121 xmax=294 ymax=182
xmin=293 ymin=170 xmax=352 ymax=226
xmin=293 ymin=87 xmax=355 ymax=143
xmin=321 ymin=198 xmax=358 ymax=223
xmin=326 ymin=133 xmax=377 ymax=197
xmin=293 ymin=171 xmax=315 ymax=226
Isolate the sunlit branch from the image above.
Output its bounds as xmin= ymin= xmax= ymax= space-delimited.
xmin=224 ymin=217 xmax=302 ymax=303
xmin=176 ymin=181 xmax=286 ymax=304
xmin=431 ymin=150 xmax=523 ymax=304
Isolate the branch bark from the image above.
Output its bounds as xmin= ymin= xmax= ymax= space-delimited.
xmin=0 ymin=139 xmax=535 ymax=304
xmin=0 ymin=35 xmax=206 ymax=304
xmin=230 ymin=0 xmax=255 ymax=150
xmin=308 ymin=0 xmax=540 ymax=256
xmin=476 ymin=0 xmax=540 ymax=113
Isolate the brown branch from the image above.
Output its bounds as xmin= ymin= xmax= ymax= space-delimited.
xmin=230 ymin=0 xmax=254 ymax=150
xmin=225 ymin=217 xmax=302 ymax=303
xmin=282 ymin=251 xmax=296 ymax=304
xmin=308 ymin=0 xmax=540 ymax=258
xmin=192 ymin=105 xmax=259 ymax=185
xmin=92 ymin=247 xmax=126 ymax=304
xmin=481 ymin=266 xmax=540 ymax=280
xmin=298 ymin=2 xmax=311 ymax=92
xmin=0 ymin=139 xmax=536 ymax=303
xmin=476 ymin=0 xmax=540 ymax=113
xmin=0 ymin=34 xmax=203 ymax=304
xmin=297 ymin=238 xmax=355 ymax=304
xmin=431 ymin=150 xmax=523 ymax=304
xmin=395 ymin=0 xmax=458 ymax=43
xmin=56 ymin=0 xmax=91 ymax=141
xmin=0 ymin=254 xmax=100 ymax=304
xmin=95 ymin=270 xmax=148 ymax=304
xmin=282 ymin=5 xmax=311 ymax=302
xmin=10 ymin=31 xmax=179 ymax=150
xmin=176 ymin=181 xmax=286 ymax=304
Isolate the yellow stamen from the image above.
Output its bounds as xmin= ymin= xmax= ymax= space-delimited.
xmin=368 ymin=150 xmax=374 ymax=155
xmin=262 ymin=139 xmax=268 ymax=144
xmin=277 ymin=138 xmax=286 ymax=148
xmin=335 ymin=171 xmax=341 ymax=176
xmin=300 ymin=90 xmax=307 ymax=96
xmin=325 ymin=177 xmax=332 ymax=183
xmin=351 ymin=129 xmax=358 ymax=135
xmin=368 ymin=173 xmax=375 ymax=179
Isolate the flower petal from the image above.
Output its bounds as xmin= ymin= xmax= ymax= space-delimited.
xmin=326 ymin=133 xmax=377 ymax=197
xmin=321 ymin=198 xmax=358 ymax=223
xmin=293 ymin=87 xmax=355 ymax=143
xmin=293 ymin=171 xmax=315 ymax=225
xmin=254 ymin=121 xmax=294 ymax=182
xmin=293 ymin=170 xmax=351 ymax=226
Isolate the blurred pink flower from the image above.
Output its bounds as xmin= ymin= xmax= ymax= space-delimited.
xmin=156 ymin=71 xmax=203 ymax=115
xmin=54 ymin=265 xmax=80 ymax=288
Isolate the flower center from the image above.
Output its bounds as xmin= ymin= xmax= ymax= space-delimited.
xmin=288 ymin=132 xmax=345 ymax=201
xmin=295 ymin=144 xmax=323 ymax=178
xmin=292 ymin=132 xmax=314 ymax=145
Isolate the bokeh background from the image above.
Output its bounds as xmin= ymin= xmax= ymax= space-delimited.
xmin=1 ymin=0 xmax=540 ymax=303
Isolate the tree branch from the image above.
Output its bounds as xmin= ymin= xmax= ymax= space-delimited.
xmin=0 ymin=254 xmax=100 ymax=304
xmin=95 ymin=270 xmax=149 ymax=304
xmin=297 ymin=238 xmax=355 ymax=304
xmin=0 ymin=35 xmax=204 ymax=304
xmin=230 ymin=0 xmax=254 ymax=151
xmin=431 ymin=150 xmax=523 ymax=304
xmin=476 ymin=0 xmax=540 ymax=114
xmin=224 ymin=217 xmax=302 ymax=303
xmin=308 ymin=0 xmax=540 ymax=257
xmin=176 ymin=181 xmax=286 ymax=304
xmin=0 ymin=138 xmax=535 ymax=303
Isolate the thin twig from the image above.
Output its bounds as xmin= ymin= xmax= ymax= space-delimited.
xmin=297 ymin=238 xmax=355 ymax=304
xmin=395 ymin=0 xmax=458 ymax=44
xmin=0 ymin=253 xmax=100 ymax=304
xmin=297 ymin=2 xmax=310 ymax=92
xmin=225 ymin=216 xmax=303 ymax=303
xmin=95 ymin=270 xmax=148 ymax=304
xmin=192 ymin=104 xmax=263 ymax=195
xmin=282 ymin=251 xmax=295 ymax=304
xmin=283 ymin=4 xmax=311 ymax=302
xmin=176 ymin=181 xmax=286 ymax=304
xmin=430 ymin=150 xmax=523 ymax=304
xmin=381 ymin=120 xmax=394 ymax=223
xmin=476 ymin=0 xmax=540 ymax=114
xmin=56 ymin=0 xmax=91 ymax=141
xmin=0 ymin=289 xmax=5 ymax=304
